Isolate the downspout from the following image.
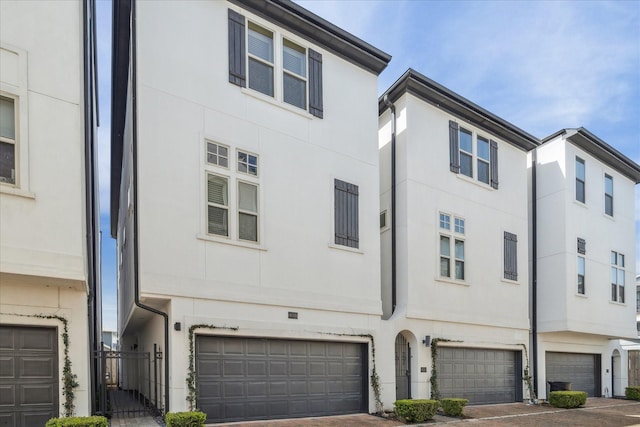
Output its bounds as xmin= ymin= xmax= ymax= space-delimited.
xmin=82 ymin=0 xmax=98 ymax=413
xmin=130 ymin=0 xmax=170 ymax=413
xmin=382 ymin=95 xmax=397 ymax=314
xmin=531 ymin=150 xmax=538 ymax=396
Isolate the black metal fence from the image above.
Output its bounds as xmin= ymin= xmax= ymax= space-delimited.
xmin=94 ymin=345 xmax=162 ymax=418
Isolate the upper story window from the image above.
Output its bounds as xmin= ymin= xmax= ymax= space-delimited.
xmin=611 ymin=251 xmax=625 ymax=303
xmin=448 ymin=121 xmax=498 ymax=189
xmin=636 ymin=286 xmax=640 ymax=313
xmin=604 ymin=174 xmax=613 ymax=216
xmin=575 ymin=156 xmax=585 ymax=203
xmin=228 ymin=9 xmax=323 ymax=118
xmin=205 ymin=140 xmax=260 ymax=243
xmin=439 ymin=213 xmax=465 ymax=281
xmin=577 ymin=256 xmax=585 ymax=295
xmin=0 ymin=95 xmax=16 ymax=184
xmin=334 ymin=179 xmax=359 ymax=249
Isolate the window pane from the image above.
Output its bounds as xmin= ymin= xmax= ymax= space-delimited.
xmin=283 ymin=73 xmax=306 ymax=109
xmin=618 ymin=269 xmax=625 ymax=286
xmin=477 ymin=137 xmax=490 ymax=160
xmin=478 ymin=160 xmax=489 ymax=184
xmin=577 ymin=274 xmax=585 ymax=294
xmin=605 ymin=175 xmax=613 ymax=195
xmin=238 ymin=182 xmax=257 ymax=212
xmin=207 ymin=142 xmax=228 ymax=167
xmin=0 ymin=97 xmax=15 ymax=139
xmin=239 ymin=212 xmax=258 ymax=241
xmin=577 ymin=256 xmax=585 ymax=275
xmin=455 ymin=260 xmax=465 ymax=280
xmin=439 ymin=213 xmax=450 ymax=230
xmin=208 ymin=206 xmax=228 ymax=236
xmin=605 ymin=195 xmax=613 ymax=216
xmin=454 ymin=218 xmax=465 ymax=234
xmin=455 ymin=240 xmax=464 ymax=260
xmin=611 ymin=251 xmax=617 ymax=265
xmin=611 ymin=267 xmax=617 ymax=285
xmin=248 ymin=23 xmax=273 ymax=62
xmin=612 ymin=284 xmax=617 ymax=301
xmin=0 ymin=141 xmax=15 ymax=184
xmin=619 ymin=253 xmax=625 ymax=267
xmin=460 ymin=128 xmax=472 ymax=152
xmin=460 ymin=152 xmax=472 ymax=177
xmin=619 ymin=285 xmax=625 ymax=303
xmin=440 ymin=236 xmax=450 ymax=256
xmin=248 ymin=58 xmax=274 ymax=96
xmin=283 ymin=39 xmax=306 ymax=77
xmin=207 ymin=175 xmax=228 ymax=206
xmin=576 ymin=180 xmax=585 ymax=203
xmin=576 ymin=157 xmax=585 ymax=181
xmin=440 ymin=257 xmax=450 ymax=277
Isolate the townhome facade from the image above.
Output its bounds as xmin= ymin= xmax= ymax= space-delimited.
xmin=532 ymin=128 xmax=640 ymax=399
xmin=110 ymin=0 xmax=390 ymax=422
xmin=377 ymin=69 xmax=538 ymax=408
xmin=0 ymin=0 xmax=100 ymax=425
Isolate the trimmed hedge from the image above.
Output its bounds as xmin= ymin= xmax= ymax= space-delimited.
xmin=165 ymin=411 xmax=206 ymax=427
xmin=548 ymin=391 xmax=587 ymax=408
xmin=394 ymin=399 xmax=439 ymax=422
xmin=626 ymin=386 xmax=640 ymax=401
xmin=440 ymin=397 xmax=469 ymax=417
xmin=45 ymin=416 xmax=108 ymax=427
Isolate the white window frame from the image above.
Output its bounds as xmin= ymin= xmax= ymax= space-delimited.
xmin=438 ymin=212 xmax=465 ymax=282
xmin=457 ymin=126 xmax=493 ymax=186
xmin=0 ymin=94 xmax=17 ymax=185
xmin=202 ymin=137 xmax=261 ymax=245
xmin=575 ymin=156 xmax=586 ymax=204
xmin=604 ymin=173 xmax=613 ymax=217
xmin=577 ymin=255 xmax=585 ymax=295
xmin=611 ymin=250 xmax=625 ymax=303
xmin=0 ymin=43 xmax=31 ymax=196
xmin=244 ymin=19 xmax=310 ymax=112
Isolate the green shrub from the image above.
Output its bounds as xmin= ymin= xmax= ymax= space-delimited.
xmin=45 ymin=416 xmax=108 ymax=427
xmin=626 ymin=386 xmax=640 ymax=401
xmin=548 ymin=391 xmax=587 ymax=408
xmin=394 ymin=399 xmax=439 ymax=422
xmin=165 ymin=411 xmax=207 ymax=427
xmin=440 ymin=397 xmax=469 ymax=417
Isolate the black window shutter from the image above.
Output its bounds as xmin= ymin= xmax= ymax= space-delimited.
xmin=504 ymin=231 xmax=517 ymax=280
xmin=577 ymin=237 xmax=586 ymax=255
xmin=490 ymin=139 xmax=499 ymax=189
xmin=449 ymin=120 xmax=460 ymax=173
xmin=308 ymin=49 xmax=323 ymax=118
xmin=334 ymin=179 xmax=358 ymax=248
xmin=228 ymin=9 xmax=246 ymax=87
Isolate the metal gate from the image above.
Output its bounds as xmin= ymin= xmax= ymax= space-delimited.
xmin=395 ymin=334 xmax=411 ymax=400
xmin=94 ymin=345 xmax=162 ymax=417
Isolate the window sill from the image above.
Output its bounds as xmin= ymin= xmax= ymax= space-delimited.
xmin=603 ymin=213 xmax=615 ymax=221
xmin=328 ymin=243 xmax=363 ymax=254
xmin=455 ymin=173 xmax=494 ymax=191
xmin=575 ymin=293 xmax=588 ymax=298
xmin=435 ymin=276 xmax=469 ymax=287
xmin=196 ymin=233 xmax=267 ymax=251
xmin=609 ymin=300 xmax=626 ymax=307
xmin=0 ymin=185 xmax=35 ymax=199
xmin=241 ymin=87 xmax=314 ymax=120
xmin=573 ymin=200 xmax=587 ymax=209
xmin=501 ymin=278 xmax=520 ymax=285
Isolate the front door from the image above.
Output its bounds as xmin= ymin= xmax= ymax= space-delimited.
xmin=395 ymin=334 xmax=411 ymax=400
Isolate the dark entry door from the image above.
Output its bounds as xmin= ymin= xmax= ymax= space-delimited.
xmin=395 ymin=334 xmax=410 ymax=400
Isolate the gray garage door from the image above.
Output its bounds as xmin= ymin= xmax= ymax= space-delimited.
xmin=196 ymin=336 xmax=367 ymax=423
xmin=437 ymin=348 xmax=522 ymax=404
xmin=546 ymin=352 xmax=600 ymax=397
xmin=0 ymin=325 xmax=58 ymax=427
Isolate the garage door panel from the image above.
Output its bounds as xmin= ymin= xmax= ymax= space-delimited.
xmin=437 ymin=348 xmax=520 ymax=404
xmin=197 ymin=337 xmax=366 ymax=423
xmin=0 ymin=326 xmax=58 ymax=426
xmin=545 ymin=352 xmax=599 ymax=397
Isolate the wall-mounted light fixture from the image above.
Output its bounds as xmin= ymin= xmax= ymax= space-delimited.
xmin=174 ymin=322 xmax=181 ymax=331
xmin=422 ymin=335 xmax=431 ymax=347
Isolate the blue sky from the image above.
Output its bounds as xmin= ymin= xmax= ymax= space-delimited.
xmin=96 ymin=0 xmax=640 ymax=331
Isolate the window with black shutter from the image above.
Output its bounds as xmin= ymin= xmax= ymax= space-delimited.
xmin=334 ymin=179 xmax=359 ymax=248
xmin=577 ymin=237 xmax=586 ymax=255
xmin=228 ymin=9 xmax=246 ymax=87
xmin=504 ymin=231 xmax=517 ymax=281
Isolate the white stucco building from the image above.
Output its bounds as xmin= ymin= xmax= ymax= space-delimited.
xmin=377 ymin=69 xmax=539 ymax=407
xmin=110 ymin=0 xmax=390 ymax=422
xmin=0 ymin=1 xmax=100 ymax=424
xmin=532 ymin=128 xmax=640 ymax=399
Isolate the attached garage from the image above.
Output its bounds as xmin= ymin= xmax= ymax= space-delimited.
xmin=545 ymin=352 xmax=601 ymax=396
xmin=196 ymin=336 xmax=368 ymax=423
xmin=437 ymin=347 xmax=522 ymax=404
xmin=0 ymin=325 xmax=59 ymax=427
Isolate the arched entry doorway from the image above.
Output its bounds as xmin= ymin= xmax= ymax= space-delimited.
xmin=395 ymin=333 xmax=411 ymax=400
xmin=612 ymin=349 xmax=622 ymax=396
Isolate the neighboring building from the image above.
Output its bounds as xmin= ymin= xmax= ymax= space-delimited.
xmin=110 ymin=0 xmax=390 ymax=422
xmin=0 ymin=0 xmax=100 ymax=425
xmin=377 ymin=69 xmax=538 ymax=407
xmin=533 ymin=128 xmax=640 ymax=398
